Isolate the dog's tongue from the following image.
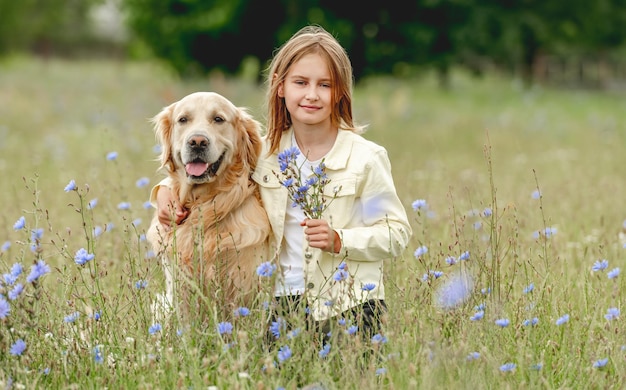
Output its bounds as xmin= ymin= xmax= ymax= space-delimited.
xmin=186 ymin=162 xmax=209 ymax=176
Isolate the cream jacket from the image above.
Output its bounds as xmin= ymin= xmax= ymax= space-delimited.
xmin=252 ymin=128 xmax=412 ymax=321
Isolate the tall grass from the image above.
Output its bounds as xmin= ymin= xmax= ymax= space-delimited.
xmin=1 ymin=56 xmax=626 ymax=389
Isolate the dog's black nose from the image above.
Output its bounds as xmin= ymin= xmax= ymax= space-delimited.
xmin=188 ymin=135 xmax=209 ymax=149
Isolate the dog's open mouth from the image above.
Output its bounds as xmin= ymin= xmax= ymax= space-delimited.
xmin=185 ymin=152 xmax=225 ymax=178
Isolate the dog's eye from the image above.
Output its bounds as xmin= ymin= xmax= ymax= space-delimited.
xmin=178 ymin=116 xmax=188 ymax=123
xmin=214 ymin=116 xmax=225 ymax=123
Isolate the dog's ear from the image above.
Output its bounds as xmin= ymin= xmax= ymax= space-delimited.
xmin=151 ymin=102 xmax=176 ymax=172
xmin=237 ymin=108 xmax=263 ymax=171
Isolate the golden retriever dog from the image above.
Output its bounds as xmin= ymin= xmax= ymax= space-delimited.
xmin=146 ymin=92 xmax=271 ymax=321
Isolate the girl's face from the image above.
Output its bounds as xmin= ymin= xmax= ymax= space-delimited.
xmin=278 ymin=53 xmax=333 ymax=130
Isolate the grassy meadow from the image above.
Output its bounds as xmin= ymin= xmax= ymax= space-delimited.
xmin=1 ymin=56 xmax=626 ymax=389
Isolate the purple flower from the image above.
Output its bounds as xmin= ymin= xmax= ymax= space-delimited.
xmin=10 ymin=339 xmax=26 ymax=356
xmin=64 ymin=180 xmax=77 ymax=192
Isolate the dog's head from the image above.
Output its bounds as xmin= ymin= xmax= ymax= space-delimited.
xmin=152 ymin=92 xmax=262 ymax=184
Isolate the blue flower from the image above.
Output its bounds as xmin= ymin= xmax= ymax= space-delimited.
xmin=371 ymin=333 xmax=388 ymax=344
xmin=87 ymin=198 xmax=98 ymax=209
xmin=445 ymin=256 xmax=457 ymax=265
xmin=256 ymin=261 xmax=276 ymax=277
xmin=0 ymin=298 xmax=10 ymax=319
xmin=531 ymin=190 xmax=541 ymax=199
xmin=495 ymin=318 xmax=510 ymax=327
xmin=319 ymin=343 xmax=331 ymax=358
xmin=412 ymin=199 xmax=428 ymax=211
xmin=93 ymin=346 xmax=104 ymax=364
xmin=592 ymin=259 xmax=609 ymax=272
xmin=135 ymin=177 xmax=150 ymax=188
xmin=523 ymin=283 xmax=534 ymax=294
xmin=132 ymin=218 xmax=142 ymax=227
xmin=74 ymin=248 xmax=95 ymax=265
xmin=143 ymin=201 xmax=153 ymax=210
xmin=470 ymin=311 xmax=484 ymax=321
xmin=346 ymin=325 xmax=358 ymax=335
xmin=149 ymin=323 xmax=162 ymax=334
xmin=64 ymin=180 xmax=77 ymax=192
xmin=8 ymin=283 xmax=24 ymax=300
xmin=13 ymin=216 xmax=26 ymax=231
xmin=431 ymin=270 xmax=443 ymax=279
xmin=375 ymin=367 xmax=387 ymax=376
xmin=608 ymin=267 xmax=620 ymax=279
xmin=4 ymin=273 xmax=17 ymax=285
xmin=30 ymin=228 xmax=44 ymax=242
xmin=232 ymin=307 xmax=250 ymax=317
xmin=92 ymin=311 xmax=101 ymax=321
xmin=482 ymin=207 xmax=492 ymax=217
xmin=64 ymin=311 xmax=80 ymax=323
xmin=117 ymin=202 xmax=131 ymax=210
xmin=10 ymin=339 xmax=26 ymax=356
xmin=277 ymin=345 xmax=292 ymax=363
xmin=106 ymin=151 xmax=118 ymax=161
xmin=435 ymin=272 xmax=474 ymax=309
xmin=333 ymin=269 xmax=349 ymax=282
xmin=362 ymin=283 xmax=376 ymax=291
xmin=269 ymin=318 xmax=285 ymax=339
xmin=466 ymin=352 xmax=480 ymax=361
xmin=605 ymin=307 xmax=620 ymax=320
xmin=500 ymin=362 xmax=516 ymax=372
xmin=287 ymin=328 xmax=301 ymax=339
xmin=135 ymin=280 xmax=148 ymax=289
xmin=26 ymin=260 xmax=50 ymax=283
xmin=555 ymin=314 xmax=570 ymax=326
xmin=593 ymin=358 xmax=609 ymax=369
xmin=1 ymin=241 xmax=10 ymax=252
xmin=413 ymin=245 xmax=428 ymax=258
xmin=522 ymin=317 xmax=539 ymax=326
xmin=10 ymin=263 xmax=22 ymax=278
xmin=93 ymin=226 xmax=103 ymax=237
xmin=217 ymin=321 xmax=233 ymax=335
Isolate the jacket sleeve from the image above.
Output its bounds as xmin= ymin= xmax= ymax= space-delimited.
xmin=149 ymin=177 xmax=173 ymax=208
xmin=335 ymin=148 xmax=412 ymax=261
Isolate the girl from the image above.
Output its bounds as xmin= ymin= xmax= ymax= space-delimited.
xmin=153 ymin=25 xmax=412 ymax=341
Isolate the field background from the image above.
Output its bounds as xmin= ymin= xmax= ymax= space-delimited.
xmin=1 ymin=56 xmax=626 ymax=389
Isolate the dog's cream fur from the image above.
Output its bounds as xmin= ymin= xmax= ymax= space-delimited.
xmin=146 ymin=92 xmax=270 ymax=319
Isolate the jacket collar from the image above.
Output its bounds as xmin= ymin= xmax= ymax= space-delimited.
xmin=279 ymin=128 xmax=352 ymax=170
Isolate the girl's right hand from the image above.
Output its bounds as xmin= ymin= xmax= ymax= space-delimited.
xmin=156 ymin=186 xmax=189 ymax=230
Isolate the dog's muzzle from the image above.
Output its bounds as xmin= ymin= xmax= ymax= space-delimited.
xmin=183 ymin=134 xmax=225 ymax=180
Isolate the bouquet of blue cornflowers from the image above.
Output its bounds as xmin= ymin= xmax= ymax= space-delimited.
xmin=275 ymin=146 xmax=338 ymax=219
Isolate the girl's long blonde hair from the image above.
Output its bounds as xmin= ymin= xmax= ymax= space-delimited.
xmin=264 ymin=25 xmax=364 ymax=156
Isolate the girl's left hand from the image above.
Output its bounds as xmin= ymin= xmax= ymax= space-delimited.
xmin=301 ymin=218 xmax=342 ymax=253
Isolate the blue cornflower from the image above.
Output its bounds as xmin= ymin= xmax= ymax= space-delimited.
xmin=149 ymin=323 xmax=162 ymax=334
xmin=412 ymin=199 xmax=428 ymax=211
xmin=13 ymin=216 xmax=26 ymax=230
xmin=135 ymin=177 xmax=150 ymax=188
xmin=306 ymin=176 xmax=319 ymax=186
xmin=495 ymin=318 xmax=510 ymax=327
xmin=135 ymin=280 xmax=148 ymax=289
xmin=94 ymin=346 xmax=104 ymax=364
xmin=482 ymin=207 xmax=492 ymax=217
xmin=466 ymin=352 xmax=480 ymax=361
xmin=555 ymin=314 xmax=570 ymax=326
xmin=362 ymin=283 xmax=376 ymax=291
xmin=608 ymin=267 xmax=620 ymax=279
xmin=74 ymin=248 xmax=95 ymax=265
xmin=605 ymin=307 xmax=620 ymax=320
xmin=10 ymin=339 xmax=26 ymax=356
xmin=117 ymin=202 xmax=131 ymax=210
xmin=481 ymin=287 xmax=492 ymax=295
xmin=531 ymin=189 xmax=541 ymax=199
xmin=30 ymin=228 xmax=44 ymax=242
xmin=87 ymin=198 xmax=98 ymax=209
xmin=143 ymin=201 xmax=152 ymax=210
xmin=256 ymin=261 xmax=276 ymax=277
xmin=93 ymin=226 xmax=103 ymax=237
xmin=592 ymin=259 xmax=609 ymax=272
xmin=4 ymin=273 xmax=17 ymax=285
xmin=234 ymin=307 xmax=250 ymax=317
xmin=1 ymin=241 xmax=10 ymax=251
xmin=106 ymin=151 xmax=118 ymax=161
xmin=431 ymin=270 xmax=444 ymax=279
xmin=64 ymin=312 xmax=80 ymax=323
xmin=523 ymin=283 xmax=534 ymax=294
xmin=445 ymin=256 xmax=457 ymax=265
xmin=500 ymin=362 xmax=516 ymax=372
xmin=593 ymin=358 xmax=609 ymax=369
xmin=277 ymin=345 xmax=292 ymax=363
xmin=371 ymin=333 xmax=388 ymax=344
xmin=313 ymin=163 xmax=325 ymax=176
xmin=470 ymin=311 xmax=484 ymax=321
xmin=26 ymin=260 xmax=50 ymax=283
xmin=346 ymin=325 xmax=358 ymax=335
xmin=319 ymin=343 xmax=331 ymax=358
xmin=64 ymin=180 xmax=77 ymax=192
xmin=287 ymin=328 xmax=301 ymax=339
xmin=10 ymin=263 xmax=22 ymax=278
xmin=337 ymin=318 xmax=346 ymax=326
xmin=269 ymin=318 xmax=285 ymax=339
xmin=92 ymin=311 xmax=101 ymax=321
xmin=277 ymin=147 xmax=300 ymax=172
xmin=473 ymin=221 xmax=482 ymax=230
xmin=132 ymin=218 xmax=141 ymax=227
xmin=281 ymin=177 xmax=294 ymax=188
xmin=413 ymin=245 xmax=428 ymax=258
xmin=217 ymin=321 xmax=233 ymax=335
xmin=475 ymin=303 xmax=486 ymax=311
xmin=8 ymin=283 xmax=24 ymax=300
xmin=522 ymin=317 xmax=539 ymax=326
xmin=333 ymin=269 xmax=349 ymax=282
xmin=375 ymin=368 xmax=387 ymax=376
xmin=0 ymin=298 xmax=10 ymax=319
xmin=337 ymin=262 xmax=347 ymax=270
